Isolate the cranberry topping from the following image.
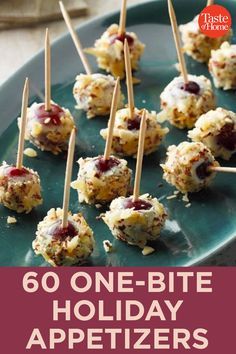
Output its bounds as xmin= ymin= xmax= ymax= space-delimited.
xmin=95 ymin=156 xmax=120 ymax=173
xmin=123 ymin=198 xmax=152 ymax=210
xmin=35 ymin=103 xmax=64 ymax=125
xmin=48 ymin=220 xmax=77 ymax=241
xmin=7 ymin=166 xmax=29 ymax=177
xmin=180 ymin=81 xmax=200 ymax=95
xmin=110 ymin=33 xmax=134 ymax=46
xmin=127 ymin=114 xmax=141 ymax=130
xmin=216 ymin=123 xmax=236 ymax=151
xmin=196 ymin=162 xmax=212 ymax=180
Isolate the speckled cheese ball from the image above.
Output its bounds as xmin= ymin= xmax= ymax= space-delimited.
xmin=161 ymin=141 xmax=219 ymax=194
xmin=71 ymin=155 xmax=132 ymax=205
xmin=73 ymin=73 xmax=124 ymax=118
xmin=102 ymin=194 xmax=167 ymax=247
xmin=85 ymin=24 xmax=145 ymax=79
xmin=160 ymin=74 xmax=216 ymax=129
xmin=32 ymin=208 xmax=95 ymax=266
xmin=0 ymin=162 xmax=42 ymax=213
xmin=100 ymin=108 xmax=169 ymax=158
xmin=188 ymin=108 xmax=236 ymax=160
xmin=20 ymin=102 xmax=75 ymax=155
xmin=179 ymin=16 xmax=232 ymax=63
xmin=209 ymin=42 xmax=236 ymax=90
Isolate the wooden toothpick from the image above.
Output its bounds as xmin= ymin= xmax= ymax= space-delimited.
xmin=62 ymin=127 xmax=76 ymax=228
xmin=209 ymin=166 xmax=236 ymax=174
xmin=124 ymin=39 xmax=135 ymax=119
xmin=16 ymin=78 xmax=29 ymax=169
xmin=133 ymin=110 xmax=147 ymax=201
xmin=167 ymin=0 xmax=188 ymax=84
xmin=104 ymin=78 xmax=121 ymax=160
xmin=45 ymin=28 xmax=51 ymax=111
xmin=59 ymin=1 xmax=92 ymax=75
xmin=207 ymin=0 xmax=214 ymax=6
xmin=118 ymin=0 xmax=127 ymax=35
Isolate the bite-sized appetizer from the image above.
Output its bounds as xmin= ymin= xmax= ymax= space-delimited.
xmin=102 ymin=194 xmax=167 ymax=247
xmin=0 ymin=162 xmax=42 ymax=213
xmin=59 ymin=2 xmax=125 ymax=119
xmin=20 ymin=102 xmax=75 ymax=155
xmin=209 ymin=42 xmax=236 ymax=90
xmin=71 ymin=155 xmax=132 ymax=204
xmin=188 ymin=108 xmax=236 ymax=160
xmin=161 ymin=141 xmax=219 ymax=193
xmin=85 ymin=24 xmax=145 ymax=80
xmin=73 ymin=73 xmax=124 ymax=119
xmin=32 ymin=208 xmax=94 ymax=266
xmin=100 ymin=107 xmax=169 ymax=157
xmin=160 ymin=74 xmax=216 ymax=129
xmin=179 ymin=15 xmax=232 ymax=63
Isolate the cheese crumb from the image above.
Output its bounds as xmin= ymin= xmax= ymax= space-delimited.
xmin=103 ymin=240 xmax=113 ymax=253
xmin=24 ymin=147 xmax=37 ymax=158
xmin=7 ymin=216 xmax=17 ymax=224
xmin=167 ymin=194 xmax=177 ymax=200
xmin=142 ymin=246 xmax=155 ymax=256
xmin=182 ymin=194 xmax=189 ymax=203
xmin=95 ymin=204 xmax=102 ymax=209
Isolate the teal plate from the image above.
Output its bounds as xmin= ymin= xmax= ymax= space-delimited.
xmin=0 ymin=0 xmax=236 ymax=266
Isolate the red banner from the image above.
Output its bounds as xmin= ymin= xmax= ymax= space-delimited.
xmin=0 ymin=267 xmax=235 ymax=353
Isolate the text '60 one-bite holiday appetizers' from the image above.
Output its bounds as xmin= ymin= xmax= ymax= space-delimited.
xmin=0 ymin=79 xmax=42 ymax=213
xmin=59 ymin=2 xmax=124 ymax=119
xmin=188 ymin=107 xmax=236 ymax=160
xmin=209 ymin=42 xmax=236 ymax=90
xmin=72 ymin=78 xmax=132 ymax=205
xmin=161 ymin=141 xmax=219 ymax=194
xmin=33 ymin=129 xmax=95 ymax=266
xmin=179 ymin=0 xmax=232 ymax=63
xmin=102 ymin=111 xmax=167 ymax=248
xmin=160 ymin=0 xmax=215 ymax=130
xmin=101 ymin=40 xmax=168 ymax=157
xmin=21 ymin=29 xmax=74 ymax=155
xmin=85 ymin=0 xmax=145 ymax=79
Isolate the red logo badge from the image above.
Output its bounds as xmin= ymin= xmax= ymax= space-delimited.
xmin=198 ymin=4 xmax=232 ymax=38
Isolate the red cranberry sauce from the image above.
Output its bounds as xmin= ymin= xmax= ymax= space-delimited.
xmin=216 ymin=123 xmax=236 ymax=151
xmin=48 ymin=220 xmax=77 ymax=241
xmin=34 ymin=103 xmax=64 ymax=125
xmin=180 ymin=81 xmax=200 ymax=95
xmin=95 ymin=156 xmax=120 ymax=173
xmin=196 ymin=162 xmax=212 ymax=180
xmin=6 ymin=166 xmax=29 ymax=178
xmin=110 ymin=32 xmax=134 ymax=46
xmin=127 ymin=114 xmax=141 ymax=131
xmin=123 ymin=197 xmax=152 ymax=210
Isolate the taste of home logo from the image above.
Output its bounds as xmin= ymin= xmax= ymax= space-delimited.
xmin=198 ymin=4 xmax=232 ymax=38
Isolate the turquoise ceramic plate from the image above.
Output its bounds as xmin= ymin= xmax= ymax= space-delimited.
xmin=0 ymin=0 xmax=235 ymax=266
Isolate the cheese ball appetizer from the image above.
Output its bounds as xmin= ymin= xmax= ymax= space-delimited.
xmin=71 ymin=155 xmax=132 ymax=205
xmin=209 ymin=42 xmax=236 ymax=90
xmin=85 ymin=24 xmax=145 ymax=79
xmin=73 ymin=73 xmax=124 ymax=118
xmin=188 ymin=108 xmax=236 ymax=160
xmin=100 ymin=108 xmax=169 ymax=158
xmin=19 ymin=102 xmax=75 ymax=155
xmin=161 ymin=141 xmax=219 ymax=194
xmin=179 ymin=16 xmax=232 ymax=63
xmin=0 ymin=162 xmax=42 ymax=213
xmin=32 ymin=208 xmax=95 ymax=266
xmin=102 ymin=194 xmax=167 ymax=247
xmin=160 ymin=74 xmax=216 ymax=129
